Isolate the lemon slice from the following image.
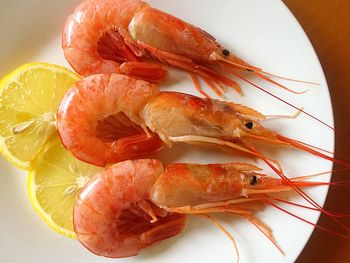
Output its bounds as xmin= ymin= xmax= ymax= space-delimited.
xmin=0 ymin=62 xmax=80 ymax=169
xmin=28 ymin=136 xmax=101 ymax=238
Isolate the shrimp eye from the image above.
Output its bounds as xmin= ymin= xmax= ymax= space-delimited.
xmin=245 ymin=122 xmax=253 ymax=129
xmin=222 ymin=49 xmax=230 ymax=56
xmin=250 ymin=175 xmax=258 ymax=185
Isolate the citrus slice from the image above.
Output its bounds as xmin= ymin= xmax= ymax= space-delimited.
xmin=0 ymin=62 xmax=80 ymax=169
xmin=28 ymin=136 xmax=101 ymax=238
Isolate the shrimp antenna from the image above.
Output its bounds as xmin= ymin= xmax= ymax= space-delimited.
xmin=245 ymin=144 xmax=350 ymax=231
xmin=214 ymin=52 xmax=319 ymax=86
xmin=264 ymin=107 xmax=303 ymax=120
xmin=217 ymin=59 xmax=308 ymax=94
xmin=260 ymin=155 xmax=350 ymax=234
xmin=276 ymin=134 xmax=350 ymax=168
xmin=216 ymin=54 xmax=318 ymax=92
xmin=269 ymin=197 xmax=350 ymax=218
xmin=263 ymin=197 xmax=350 ymax=240
xmin=259 ymin=70 xmax=319 ymax=85
xmin=286 ymin=138 xmax=350 ymax=162
xmin=291 ymin=167 xmax=350 ymax=181
xmin=231 ymin=71 xmax=334 ymax=130
xmin=243 ymin=131 xmax=350 ymax=170
xmin=254 ymin=72 xmax=308 ymax=94
xmin=196 ymin=62 xmax=332 ymax=130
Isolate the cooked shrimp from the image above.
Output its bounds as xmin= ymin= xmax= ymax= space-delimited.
xmin=57 ymin=73 xmax=163 ymax=166
xmin=74 ymin=159 xmax=343 ymax=259
xmin=74 ymin=159 xmax=186 ymax=258
xmin=62 ymin=0 xmax=166 ymax=82
xmin=62 ymin=0 xmax=303 ymax=93
xmin=57 ymin=73 xmax=347 ymax=170
xmin=63 ymin=0 xmax=331 ymax=129
xmin=150 ymin=161 xmax=350 ymax=259
xmin=142 ymin=91 xmax=347 ymax=169
xmin=151 ymin=162 xmax=278 ymax=208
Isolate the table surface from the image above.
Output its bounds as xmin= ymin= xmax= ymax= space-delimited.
xmin=282 ymin=1 xmax=350 ymax=262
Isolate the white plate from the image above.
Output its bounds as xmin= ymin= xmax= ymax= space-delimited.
xmin=0 ymin=0 xmax=333 ymax=262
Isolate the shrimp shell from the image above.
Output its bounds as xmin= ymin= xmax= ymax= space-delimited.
xmin=63 ymin=0 xmax=147 ymax=75
xmin=74 ymin=159 xmax=186 ymax=258
xmin=57 ymin=73 xmax=162 ymax=166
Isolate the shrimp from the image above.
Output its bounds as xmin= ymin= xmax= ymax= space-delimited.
xmin=57 ymin=73 xmax=345 ymax=169
xmin=141 ymin=90 xmax=350 ymax=169
xmin=56 ymin=73 xmax=163 ymax=166
xmin=74 ymin=159 xmax=343 ymax=259
xmin=74 ymin=159 xmax=186 ymax=258
xmin=62 ymin=0 xmax=167 ymax=82
xmin=150 ymin=161 xmax=350 ymax=259
xmin=62 ymin=0 xmax=303 ymax=93
xmin=62 ymin=0 xmax=331 ymax=129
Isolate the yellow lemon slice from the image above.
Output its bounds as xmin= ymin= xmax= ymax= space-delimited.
xmin=28 ymin=136 xmax=101 ymax=238
xmin=0 ymin=62 xmax=79 ymax=169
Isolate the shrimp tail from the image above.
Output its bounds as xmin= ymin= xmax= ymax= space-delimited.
xmin=141 ymin=215 xmax=187 ymax=246
xmin=98 ymin=30 xmax=168 ymax=82
xmin=97 ymin=29 xmax=139 ymax=63
xmin=119 ymin=61 xmax=167 ymax=83
xmin=108 ymin=133 xmax=164 ymax=164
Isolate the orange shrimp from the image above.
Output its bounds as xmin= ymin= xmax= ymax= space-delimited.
xmin=74 ymin=159 xmax=345 ymax=259
xmin=141 ymin=91 xmax=348 ymax=169
xmin=62 ymin=0 xmax=167 ymax=82
xmin=56 ymin=73 xmax=163 ymax=166
xmin=150 ymin=161 xmax=350 ymax=259
xmin=62 ymin=0 xmax=331 ymax=129
xmin=74 ymin=159 xmax=186 ymax=258
xmin=62 ymin=0 xmax=303 ymax=93
xmin=57 ymin=73 xmax=347 ymax=170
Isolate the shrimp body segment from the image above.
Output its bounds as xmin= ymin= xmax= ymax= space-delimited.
xmin=57 ymin=74 xmax=163 ymax=166
xmin=74 ymin=159 xmax=186 ymax=258
xmin=63 ymin=0 xmax=166 ymax=82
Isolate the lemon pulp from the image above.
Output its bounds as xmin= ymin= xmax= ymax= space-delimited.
xmin=28 ymin=136 xmax=101 ymax=238
xmin=0 ymin=62 xmax=79 ymax=169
